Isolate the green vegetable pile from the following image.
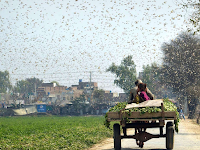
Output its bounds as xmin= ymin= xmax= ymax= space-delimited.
xmin=163 ymin=98 xmax=180 ymax=132
xmin=104 ymin=98 xmax=179 ymax=133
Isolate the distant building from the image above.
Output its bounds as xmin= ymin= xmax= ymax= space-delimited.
xmin=37 ymin=83 xmax=67 ymax=96
xmin=71 ymin=80 xmax=98 ymax=102
xmin=41 ymin=83 xmax=56 ymax=87
xmin=36 ymin=81 xmax=88 ymax=104
xmin=72 ymin=81 xmax=98 ymax=90
xmin=36 ymin=83 xmax=68 ymax=103
xmin=36 ymin=80 xmax=128 ymax=107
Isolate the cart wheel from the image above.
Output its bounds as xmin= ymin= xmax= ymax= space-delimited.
xmin=113 ymin=123 xmax=121 ymax=150
xmin=166 ymin=122 xmax=173 ymax=133
xmin=135 ymin=128 xmax=139 ymax=145
xmin=166 ymin=121 xmax=173 ymax=138
xmin=166 ymin=122 xmax=174 ymax=150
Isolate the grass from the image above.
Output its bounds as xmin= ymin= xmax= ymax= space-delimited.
xmin=0 ymin=115 xmax=113 ymax=150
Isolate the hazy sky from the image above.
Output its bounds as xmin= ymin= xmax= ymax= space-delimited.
xmin=0 ymin=0 xmax=192 ymax=93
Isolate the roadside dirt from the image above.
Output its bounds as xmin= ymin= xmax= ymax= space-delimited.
xmin=88 ymin=119 xmax=200 ymax=150
xmin=179 ymin=119 xmax=200 ymax=140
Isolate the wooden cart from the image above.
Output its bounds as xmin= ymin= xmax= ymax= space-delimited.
xmin=107 ymin=101 xmax=177 ymax=150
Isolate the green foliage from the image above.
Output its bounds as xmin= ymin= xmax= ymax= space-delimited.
xmin=160 ymin=32 xmax=200 ymax=118
xmin=14 ymin=80 xmax=29 ymax=94
xmin=185 ymin=86 xmax=200 ymax=118
xmin=142 ymin=65 xmax=153 ymax=87
xmin=124 ymin=107 xmax=162 ymax=115
xmin=106 ymin=55 xmax=137 ymax=94
xmin=0 ymin=70 xmax=11 ymax=93
xmin=93 ymin=89 xmax=105 ymax=104
xmin=105 ymin=99 xmax=179 ymax=133
xmin=160 ymin=32 xmax=200 ymax=93
xmin=142 ymin=63 xmax=161 ymax=96
xmin=108 ymin=102 xmax=127 ymax=112
xmin=73 ymin=94 xmax=87 ymax=110
xmin=14 ymin=77 xmax=43 ymax=95
xmin=0 ymin=116 xmax=112 ymax=149
xmin=163 ymin=98 xmax=180 ymax=132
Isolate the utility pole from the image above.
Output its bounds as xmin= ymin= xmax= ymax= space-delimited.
xmin=89 ymin=71 xmax=92 ymax=103
xmin=34 ymin=83 xmax=37 ymax=104
xmin=35 ymin=83 xmax=37 ymax=96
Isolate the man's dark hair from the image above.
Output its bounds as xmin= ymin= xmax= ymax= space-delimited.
xmin=138 ymin=83 xmax=146 ymax=91
xmin=135 ymin=79 xmax=142 ymax=86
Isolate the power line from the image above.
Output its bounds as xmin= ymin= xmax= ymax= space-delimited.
xmin=9 ymin=70 xmax=109 ymax=75
xmin=9 ymin=75 xmax=116 ymax=79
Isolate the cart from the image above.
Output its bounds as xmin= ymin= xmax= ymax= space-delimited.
xmin=106 ymin=100 xmax=177 ymax=150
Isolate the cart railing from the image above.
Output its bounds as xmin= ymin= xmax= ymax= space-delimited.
xmin=107 ymin=111 xmax=177 ymax=122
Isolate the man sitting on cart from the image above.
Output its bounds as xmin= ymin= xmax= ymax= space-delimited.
xmin=128 ymin=80 xmax=155 ymax=147
xmin=128 ymin=79 xmax=154 ymax=104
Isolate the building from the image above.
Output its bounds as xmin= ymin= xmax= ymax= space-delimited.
xmin=36 ymin=83 xmax=68 ymax=103
xmin=36 ymin=81 xmax=90 ymax=104
xmin=77 ymin=81 xmax=98 ymax=90
xmin=72 ymin=80 xmax=98 ymax=102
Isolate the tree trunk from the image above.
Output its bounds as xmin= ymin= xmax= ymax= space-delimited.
xmin=188 ymin=98 xmax=197 ymax=119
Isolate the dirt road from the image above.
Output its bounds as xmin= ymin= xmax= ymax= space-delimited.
xmin=89 ymin=119 xmax=200 ymax=150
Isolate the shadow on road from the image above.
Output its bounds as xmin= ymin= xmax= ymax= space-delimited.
xmin=104 ymin=148 xmax=166 ymax=150
xmin=177 ymin=133 xmax=200 ymax=135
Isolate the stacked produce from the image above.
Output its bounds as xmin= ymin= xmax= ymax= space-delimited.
xmin=104 ymin=98 xmax=179 ymax=132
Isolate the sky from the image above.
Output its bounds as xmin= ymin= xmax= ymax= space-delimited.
xmin=0 ymin=0 xmax=193 ymax=93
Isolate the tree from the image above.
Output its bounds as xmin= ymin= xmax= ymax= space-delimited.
xmin=142 ymin=64 xmax=153 ymax=89
xmin=14 ymin=77 xmax=43 ymax=96
xmin=93 ymin=89 xmax=105 ymax=104
xmin=160 ymin=32 xmax=200 ymax=118
xmin=0 ymin=70 xmax=11 ymax=93
xmin=106 ymin=55 xmax=137 ymax=94
xmin=182 ymin=1 xmax=200 ymax=34
xmin=141 ymin=63 xmax=162 ymax=98
xmin=72 ymin=94 xmax=86 ymax=113
xmin=14 ymin=80 xmax=29 ymax=94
